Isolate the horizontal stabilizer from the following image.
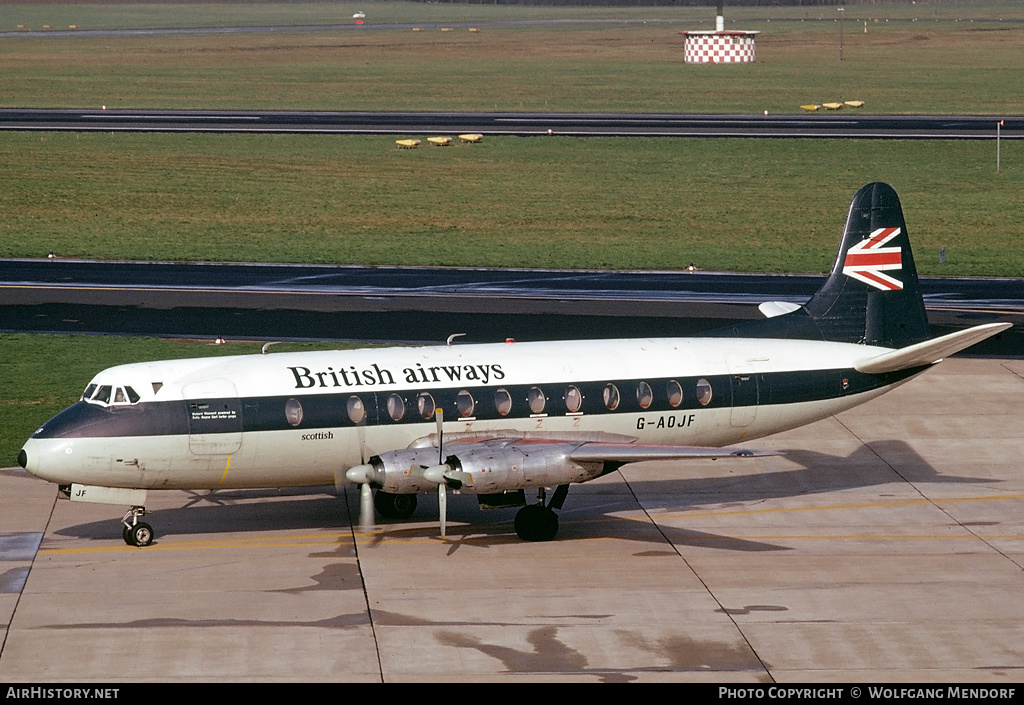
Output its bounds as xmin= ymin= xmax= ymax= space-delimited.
xmin=570 ymin=444 xmax=780 ymax=464
xmin=759 ymin=301 xmax=802 ymax=318
xmin=854 ymin=322 xmax=1011 ymax=375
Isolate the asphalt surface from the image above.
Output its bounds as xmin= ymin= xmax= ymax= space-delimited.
xmin=1 ymin=258 xmax=1020 ymax=354
xmin=1 ymin=109 xmax=1021 ymax=138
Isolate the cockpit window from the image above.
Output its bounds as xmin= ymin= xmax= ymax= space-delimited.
xmin=83 ymin=383 xmax=142 ymax=407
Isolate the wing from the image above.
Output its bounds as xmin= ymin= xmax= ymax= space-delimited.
xmin=345 ymin=430 xmax=778 ymax=494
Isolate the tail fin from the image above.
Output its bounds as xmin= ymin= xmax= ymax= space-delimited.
xmin=804 ymin=182 xmax=931 ymax=348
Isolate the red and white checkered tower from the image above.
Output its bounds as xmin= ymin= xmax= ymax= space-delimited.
xmin=680 ymin=1 xmax=759 ymax=64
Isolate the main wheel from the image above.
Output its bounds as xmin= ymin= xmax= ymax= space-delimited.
xmin=128 ymin=522 xmax=154 ymax=547
xmin=374 ymin=491 xmax=417 ymax=519
xmin=514 ymin=505 xmax=559 ymax=542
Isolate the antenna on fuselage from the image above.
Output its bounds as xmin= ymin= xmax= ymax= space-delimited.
xmin=446 ymin=333 xmax=466 ymax=346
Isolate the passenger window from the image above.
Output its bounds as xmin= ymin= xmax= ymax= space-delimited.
xmin=456 ymin=390 xmax=475 ymax=418
xmin=347 ymin=395 xmax=366 ymax=424
xmin=564 ymin=385 xmax=582 ymax=413
xmin=637 ymin=381 xmax=653 ymax=409
xmin=387 ymin=393 xmax=406 ymax=422
xmin=666 ymin=380 xmax=683 ymax=408
xmin=494 ymin=388 xmax=513 ymax=416
xmin=602 ymin=383 xmax=620 ymax=410
xmin=417 ymin=392 xmax=435 ymax=420
xmin=528 ymin=386 xmax=546 ymax=415
xmin=285 ymin=398 xmax=304 ymax=427
xmin=696 ymin=378 xmax=713 ymax=406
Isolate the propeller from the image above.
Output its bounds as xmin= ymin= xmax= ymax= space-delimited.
xmin=435 ymin=407 xmax=446 ymax=539
xmin=344 ymin=464 xmax=376 ymax=533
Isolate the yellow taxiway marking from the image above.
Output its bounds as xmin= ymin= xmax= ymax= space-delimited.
xmin=36 ymin=524 xmax=508 ymax=555
xmin=38 ymin=532 xmax=354 ymax=555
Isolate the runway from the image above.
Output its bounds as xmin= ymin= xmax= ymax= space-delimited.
xmin=2 ymin=258 xmax=1020 ymax=354
xmin=1 ymin=109 xmax=1021 ymax=139
xmin=2 ymin=357 xmax=1023 ymax=682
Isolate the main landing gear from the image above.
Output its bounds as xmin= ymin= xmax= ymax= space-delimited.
xmin=373 ymin=486 xmax=569 ymax=542
xmin=122 ymin=506 xmax=154 ymax=547
xmin=514 ymin=485 xmax=569 ymax=542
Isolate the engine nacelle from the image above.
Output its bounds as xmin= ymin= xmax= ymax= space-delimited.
xmin=364 ymin=447 xmax=446 ymax=494
xmin=359 ymin=442 xmax=605 ymax=495
xmin=445 ymin=444 xmax=603 ymax=494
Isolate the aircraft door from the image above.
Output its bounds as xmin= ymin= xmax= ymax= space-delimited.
xmin=726 ymin=355 xmax=760 ymax=428
xmin=183 ymin=380 xmax=243 ymax=455
xmin=729 ymin=374 xmax=759 ymax=428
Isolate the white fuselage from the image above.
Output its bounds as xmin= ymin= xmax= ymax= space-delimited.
xmin=21 ymin=336 xmax=913 ymax=492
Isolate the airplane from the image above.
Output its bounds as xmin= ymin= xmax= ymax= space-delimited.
xmin=17 ymin=183 xmax=1010 ymax=547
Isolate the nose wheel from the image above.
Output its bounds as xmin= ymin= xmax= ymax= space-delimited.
xmin=122 ymin=506 xmax=154 ymax=547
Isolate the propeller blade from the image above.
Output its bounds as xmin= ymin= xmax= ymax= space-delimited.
xmin=359 ymin=482 xmax=374 ymax=533
xmin=435 ymin=406 xmax=448 ymax=538
xmin=435 ymin=407 xmax=444 ymax=464
xmin=438 ymin=482 xmax=447 ymax=539
xmin=345 ymin=464 xmax=375 ymax=532
xmin=441 ymin=470 xmax=471 ymax=490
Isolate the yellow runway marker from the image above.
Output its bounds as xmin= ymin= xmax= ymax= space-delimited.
xmin=39 ymin=532 xmax=355 ymax=556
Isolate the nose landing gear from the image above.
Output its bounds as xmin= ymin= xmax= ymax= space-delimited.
xmin=122 ymin=506 xmax=154 ymax=547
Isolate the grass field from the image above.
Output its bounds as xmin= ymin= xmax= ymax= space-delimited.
xmin=1 ymin=132 xmax=1020 ymax=275
xmin=1 ymin=3 xmax=1023 ymax=113
xmin=3 ymin=1 xmax=1023 ymax=32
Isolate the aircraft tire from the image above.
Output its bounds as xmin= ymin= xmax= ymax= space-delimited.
xmin=128 ymin=522 xmax=154 ymax=547
xmin=374 ymin=491 xmax=417 ymax=519
xmin=514 ymin=505 xmax=559 ymax=542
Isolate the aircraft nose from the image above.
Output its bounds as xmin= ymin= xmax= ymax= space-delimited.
xmin=18 ymin=438 xmax=69 ymax=483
